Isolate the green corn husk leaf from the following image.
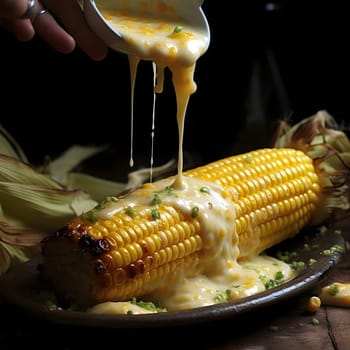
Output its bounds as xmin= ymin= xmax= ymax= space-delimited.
xmin=125 ymin=158 xmax=176 ymax=190
xmin=0 ymin=154 xmax=62 ymax=189
xmin=66 ymin=172 xmax=126 ymax=202
xmin=42 ymin=144 xmax=109 ymax=185
xmin=0 ymin=241 xmax=12 ymax=276
xmin=0 ymin=121 xmax=147 ymax=276
xmin=0 ymin=131 xmax=115 ymax=275
xmin=41 ymin=144 xmax=128 ymax=202
xmin=0 ymin=181 xmax=97 ymax=237
xmin=0 ymin=241 xmax=37 ymax=275
xmin=0 ymin=125 xmax=28 ymax=162
xmin=273 ymin=110 xmax=350 ymax=225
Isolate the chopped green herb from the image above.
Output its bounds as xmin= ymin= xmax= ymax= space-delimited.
xmin=200 ymin=186 xmax=210 ymax=194
xmin=152 ymin=193 xmax=162 ymax=206
xmin=322 ymin=249 xmax=332 ymax=256
xmin=318 ymin=225 xmax=327 ymax=235
xmin=276 ymin=250 xmax=297 ymax=263
xmin=303 ymin=243 xmax=311 ymax=251
xmin=191 ymin=206 xmax=199 ymax=218
xmin=214 ymin=289 xmax=232 ymax=303
xmin=94 ymin=196 xmax=119 ymax=210
xmin=312 ymin=317 xmax=320 ymax=325
xmin=331 ymin=244 xmax=344 ymax=253
xmin=98 ymin=196 xmax=119 ymax=209
xmin=151 ymin=208 xmax=160 ymax=220
xmin=105 ymin=196 xmax=118 ymax=203
xmin=259 ymin=272 xmax=285 ymax=290
xmin=290 ymin=260 xmax=306 ymax=271
xmin=165 ymin=186 xmax=174 ymax=195
xmin=83 ymin=210 xmax=98 ymax=224
xmin=125 ymin=206 xmax=137 ymax=217
xmin=322 ymin=244 xmax=343 ymax=256
xmin=269 ymin=325 xmax=279 ymax=332
xmin=173 ymin=25 xmax=183 ymax=34
xmin=275 ymin=271 xmax=284 ymax=280
xmin=245 ymin=155 xmax=254 ymax=163
xmin=308 ymin=258 xmax=317 ymax=265
xmin=329 ymin=283 xmax=339 ymax=296
xmin=130 ymin=297 xmax=166 ymax=312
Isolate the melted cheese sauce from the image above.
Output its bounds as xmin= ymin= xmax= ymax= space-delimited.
xmin=90 ymin=176 xmax=295 ymax=313
xmin=88 ymin=301 xmax=158 ymax=315
xmin=151 ymin=255 xmax=293 ymax=311
xmin=320 ymin=282 xmax=350 ymax=307
xmin=86 ymin=2 xmax=295 ymax=314
xmin=96 ymin=0 xmax=209 ymax=179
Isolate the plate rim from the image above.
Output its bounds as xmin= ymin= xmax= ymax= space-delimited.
xmin=0 ymin=227 xmax=345 ymax=328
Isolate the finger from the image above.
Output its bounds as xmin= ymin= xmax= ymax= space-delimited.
xmin=1 ymin=18 xmax=35 ymax=41
xmin=42 ymin=0 xmax=108 ymax=61
xmin=33 ymin=9 xmax=76 ymax=54
xmin=0 ymin=0 xmax=29 ymax=19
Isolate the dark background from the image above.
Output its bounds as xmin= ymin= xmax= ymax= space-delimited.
xmin=1 ymin=1 xmax=350 ymax=178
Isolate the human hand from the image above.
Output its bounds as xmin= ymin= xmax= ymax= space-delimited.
xmin=0 ymin=0 xmax=108 ymax=61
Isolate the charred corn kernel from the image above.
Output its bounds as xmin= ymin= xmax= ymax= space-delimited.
xmin=306 ymin=296 xmax=322 ymax=312
xmin=41 ymin=111 xmax=350 ymax=309
xmin=39 ymin=112 xmax=350 ymax=309
xmin=41 ymin=147 xmax=325 ymax=307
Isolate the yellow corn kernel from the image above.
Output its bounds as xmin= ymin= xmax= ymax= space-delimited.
xmin=40 ymin=147 xmax=326 ymax=307
xmin=306 ymin=296 xmax=322 ymax=312
xmin=185 ymin=148 xmax=321 ymax=258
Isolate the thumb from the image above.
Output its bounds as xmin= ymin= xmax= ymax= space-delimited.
xmin=0 ymin=0 xmax=30 ymax=19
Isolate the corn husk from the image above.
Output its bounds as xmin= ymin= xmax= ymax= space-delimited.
xmin=0 ymin=128 xmax=127 ymax=274
xmin=0 ymin=125 xmax=28 ymax=162
xmin=273 ymin=110 xmax=350 ymax=225
xmin=0 ymin=153 xmax=99 ymax=272
xmin=41 ymin=144 xmax=127 ymax=202
xmin=0 ymin=241 xmax=36 ymax=275
xmin=0 ymin=126 xmax=174 ymax=275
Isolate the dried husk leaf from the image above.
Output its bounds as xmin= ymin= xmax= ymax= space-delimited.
xmin=0 ymin=181 xmax=96 ymax=235
xmin=0 ymin=154 xmax=62 ymax=189
xmin=42 ymin=144 xmax=108 ymax=185
xmin=273 ymin=110 xmax=350 ymax=225
xmin=0 ymin=124 xmax=28 ymax=162
xmin=0 ymin=140 xmax=109 ymax=275
xmin=66 ymin=172 xmax=126 ymax=202
xmin=0 ymin=241 xmax=36 ymax=275
xmin=0 ymin=241 xmax=11 ymax=275
xmin=125 ymin=158 xmax=176 ymax=189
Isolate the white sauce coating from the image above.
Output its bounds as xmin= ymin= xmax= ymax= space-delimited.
xmin=88 ymin=301 xmax=158 ymax=315
xmin=93 ymin=176 xmax=295 ymax=313
xmin=319 ymin=282 xmax=350 ymax=307
xmin=87 ymin=2 xmax=295 ymax=314
xmin=96 ymin=0 xmax=209 ymax=177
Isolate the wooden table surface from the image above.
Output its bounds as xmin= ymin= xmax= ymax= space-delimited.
xmin=0 ymin=222 xmax=349 ymax=350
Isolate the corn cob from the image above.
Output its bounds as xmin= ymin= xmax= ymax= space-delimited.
xmin=40 ymin=111 xmax=350 ymax=308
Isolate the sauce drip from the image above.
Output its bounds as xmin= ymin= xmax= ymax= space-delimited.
xmin=127 ymin=55 xmax=140 ymax=168
xmin=86 ymin=2 xmax=295 ymax=314
xmin=92 ymin=176 xmax=295 ymax=313
xmin=96 ymin=1 xmax=209 ymax=185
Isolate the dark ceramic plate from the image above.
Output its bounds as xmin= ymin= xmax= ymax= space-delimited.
xmin=0 ymin=226 xmax=345 ymax=328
